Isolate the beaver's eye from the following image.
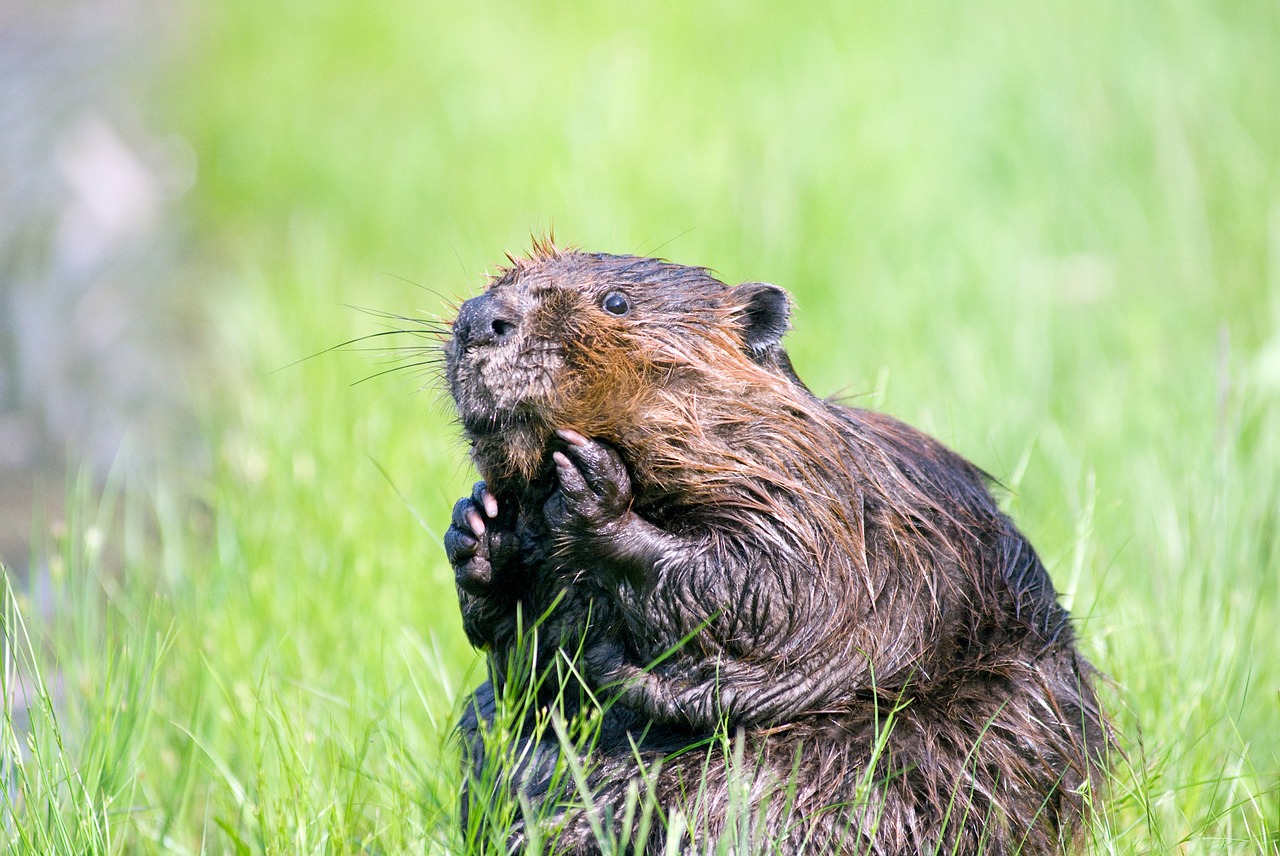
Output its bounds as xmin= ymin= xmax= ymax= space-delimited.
xmin=602 ymin=291 xmax=631 ymax=316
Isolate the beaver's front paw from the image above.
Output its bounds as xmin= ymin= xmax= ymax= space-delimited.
xmin=543 ymin=429 xmax=633 ymax=542
xmin=445 ymin=481 xmax=515 ymax=595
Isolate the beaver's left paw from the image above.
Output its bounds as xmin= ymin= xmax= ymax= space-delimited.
xmin=543 ymin=429 xmax=633 ymax=539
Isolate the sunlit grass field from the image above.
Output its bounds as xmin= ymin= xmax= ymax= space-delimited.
xmin=4 ymin=0 xmax=1279 ymax=852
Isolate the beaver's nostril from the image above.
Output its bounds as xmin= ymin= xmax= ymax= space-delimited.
xmin=454 ymin=292 xmax=520 ymax=349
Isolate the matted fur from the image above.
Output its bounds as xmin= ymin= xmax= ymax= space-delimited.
xmin=443 ymin=245 xmax=1108 ymax=854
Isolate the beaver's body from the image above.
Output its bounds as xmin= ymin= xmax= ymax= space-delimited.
xmin=443 ymin=244 xmax=1106 ymax=854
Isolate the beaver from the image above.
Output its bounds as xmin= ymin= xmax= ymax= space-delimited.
xmin=442 ymin=240 xmax=1107 ymax=855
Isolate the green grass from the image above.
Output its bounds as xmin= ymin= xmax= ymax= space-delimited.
xmin=4 ymin=0 xmax=1280 ymax=851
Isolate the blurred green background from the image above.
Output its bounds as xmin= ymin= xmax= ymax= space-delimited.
xmin=2 ymin=0 xmax=1278 ymax=851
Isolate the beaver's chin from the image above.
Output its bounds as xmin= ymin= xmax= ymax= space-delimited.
xmin=462 ymin=407 xmax=555 ymax=486
xmin=459 ymin=408 xmax=534 ymax=438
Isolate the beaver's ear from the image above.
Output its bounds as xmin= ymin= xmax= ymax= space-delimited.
xmin=734 ymin=282 xmax=791 ymax=356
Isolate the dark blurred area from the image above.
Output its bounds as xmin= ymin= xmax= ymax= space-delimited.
xmin=1 ymin=0 xmax=199 ymax=577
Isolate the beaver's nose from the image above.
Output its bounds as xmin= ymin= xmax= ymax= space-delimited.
xmin=453 ymin=292 xmax=520 ymax=349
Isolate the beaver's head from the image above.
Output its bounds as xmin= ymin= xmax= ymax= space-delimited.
xmin=445 ymin=243 xmax=796 ymax=486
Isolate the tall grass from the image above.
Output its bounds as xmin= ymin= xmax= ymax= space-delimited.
xmin=3 ymin=0 xmax=1279 ymax=852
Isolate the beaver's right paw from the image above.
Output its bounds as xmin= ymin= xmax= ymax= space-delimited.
xmin=445 ymin=481 xmax=506 ymax=595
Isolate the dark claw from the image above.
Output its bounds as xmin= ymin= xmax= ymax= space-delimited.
xmin=445 ymin=507 xmax=479 ymax=565
xmin=451 ymin=494 xmax=477 ymax=531
xmin=472 ymin=481 xmax=499 ymax=519
xmin=444 ymin=526 xmax=477 ymax=561
xmin=553 ymin=451 xmax=592 ymax=503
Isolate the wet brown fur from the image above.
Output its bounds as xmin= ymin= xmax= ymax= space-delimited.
xmin=444 ymin=240 xmax=1108 ymax=854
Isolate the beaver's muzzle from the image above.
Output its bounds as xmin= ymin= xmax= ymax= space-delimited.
xmin=453 ymin=291 xmax=521 ymax=352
